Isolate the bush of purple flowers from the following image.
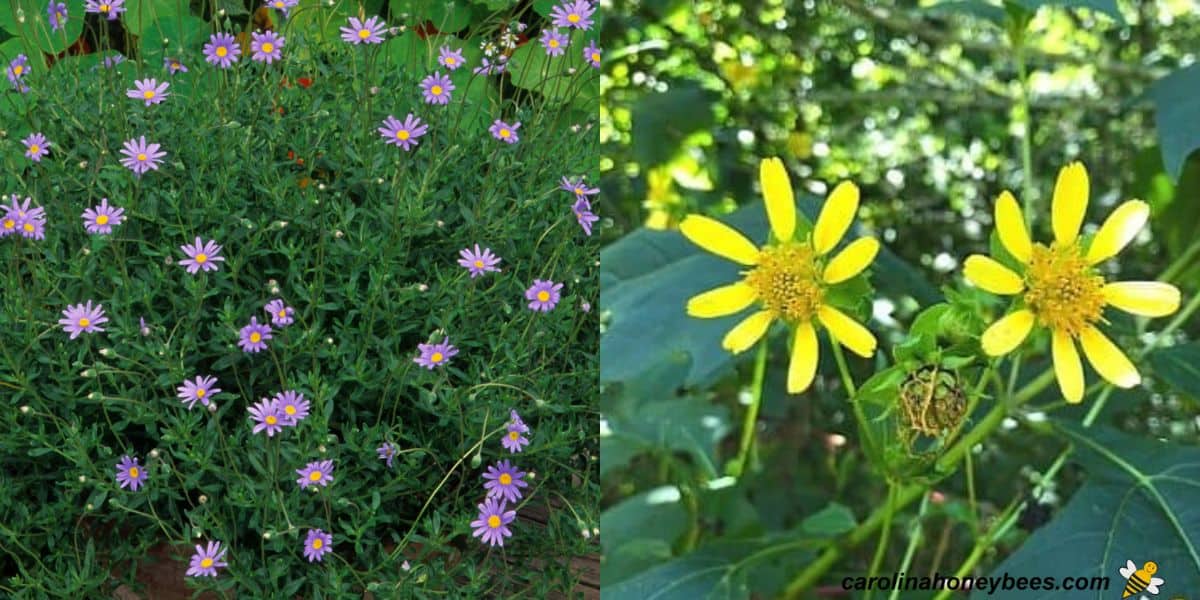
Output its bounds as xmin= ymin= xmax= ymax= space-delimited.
xmin=0 ymin=1 xmax=598 ymax=597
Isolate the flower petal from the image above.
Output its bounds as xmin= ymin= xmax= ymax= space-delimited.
xmin=687 ymin=283 xmax=758 ymax=318
xmin=813 ymin=181 xmax=859 ymax=255
xmin=722 ymin=310 xmax=774 ymax=354
xmin=1052 ymin=162 xmax=1089 ymax=246
xmin=1051 ymin=329 xmax=1084 ymax=404
xmin=679 ymin=215 xmax=760 ymax=266
xmin=1086 ymin=200 xmax=1148 ymax=264
xmin=1079 ymin=326 xmax=1140 ymax=389
xmin=823 ymin=237 xmax=880 ymax=284
xmin=963 ymin=255 xmax=1025 ymax=295
xmin=994 ymin=190 xmax=1032 ymax=263
xmin=787 ymin=321 xmax=818 ymax=394
xmin=817 ymin=305 xmax=876 ymax=358
xmin=1102 ymin=281 xmax=1181 ymax=317
xmin=760 ymin=157 xmax=796 ymax=242
xmin=980 ymin=309 xmax=1035 ymax=356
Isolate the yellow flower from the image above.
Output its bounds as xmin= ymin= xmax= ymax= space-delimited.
xmin=964 ymin=162 xmax=1182 ymax=404
xmin=680 ymin=157 xmax=880 ymax=394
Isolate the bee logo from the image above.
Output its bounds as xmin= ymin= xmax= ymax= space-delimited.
xmin=1119 ymin=560 xmax=1165 ymax=597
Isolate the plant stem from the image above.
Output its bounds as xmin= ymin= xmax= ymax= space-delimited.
xmin=830 ymin=340 xmax=858 ymax=396
xmin=930 ymin=497 xmax=1025 ymax=600
xmin=732 ymin=341 xmax=770 ymax=478
xmin=864 ymin=482 xmax=897 ymax=600
xmin=887 ymin=492 xmax=931 ymax=600
xmin=1011 ymin=26 xmax=1037 ymax=226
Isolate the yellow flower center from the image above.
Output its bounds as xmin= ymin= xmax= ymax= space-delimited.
xmin=568 ymin=13 xmax=580 ymax=22
xmin=129 ymin=467 xmax=139 ymax=478
xmin=591 ymin=52 xmax=600 ymax=62
xmin=396 ymin=130 xmax=410 ymax=140
xmin=312 ymin=539 xmax=323 ymax=549
xmin=137 ymin=153 xmax=148 ymax=161
xmin=265 ymin=415 xmax=277 ymax=425
xmin=274 ymin=1 xmax=283 ymax=6
xmin=195 ymin=253 xmax=207 ymax=263
xmin=431 ymin=85 xmax=443 ymax=95
xmin=743 ymin=242 xmax=824 ymax=321
xmin=474 ymin=260 xmax=484 ymax=268
xmin=262 ymin=42 xmax=275 ymax=53
xmin=431 ymin=352 xmax=444 ymax=363
xmin=100 ymin=4 xmax=110 ymax=12
xmin=446 ymin=57 xmax=457 ymax=65
xmin=13 ymin=65 xmax=23 ymax=75
xmin=3 ymin=219 xmax=13 ymax=229
xmin=250 ymin=332 xmax=262 ymax=343
xmin=29 ymin=145 xmax=39 ymax=153
xmin=96 ymin=215 xmax=109 ymax=225
xmin=285 ymin=405 xmax=296 ymax=415
xmin=79 ymin=318 xmax=91 ymax=327
xmin=200 ymin=558 xmax=213 ymax=568
xmin=499 ymin=128 xmax=511 ymax=138
xmin=23 ymin=223 xmax=34 ymax=232
xmin=537 ymin=291 xmax=550 ymax=302
xmin=509 ymin=431 xmax=520 ymax=440
xmin=1022 ymin=243 xmax=1105 ymax=336
xmin=196 ymin=388 xmax=206 ymax=397
xmin=216 ymin=46 xmax=227 ymax=57
xmin=143 ymin=90 xmax=155 ymax=99
xmin=172 ymin=62 xmax=181 ymax=70
xmin=549 ymin=40 xmax=559 ymax=48
xmin=358 ymin=29 xmax=370 ymax=39
xmin=309 ymin=470 xmax=322 ymax=481
xmin=487 ymin=515 xmax=501 ymax=528
xmin=278 ymin=310 xmax=287 ymax=318
xmin=499 ymin=473 xmax=512 ymax=485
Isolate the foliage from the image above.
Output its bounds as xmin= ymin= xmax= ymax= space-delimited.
xmin=599 ymin=1 xmax=1200 ymax=598
xmin=0 ymin=0 xmax=599 ymax=597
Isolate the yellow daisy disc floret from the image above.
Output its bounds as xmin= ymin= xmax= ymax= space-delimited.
xmin=680 ymin=157 xmax=880 ymax=394
xmin=963 ymin=162 xmax=1182 ymax=404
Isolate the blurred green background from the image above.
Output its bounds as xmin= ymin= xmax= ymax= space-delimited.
xmin=599 ymin=1 xmax=1200 ymax=597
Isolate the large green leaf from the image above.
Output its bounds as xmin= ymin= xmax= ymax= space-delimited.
xmin=978 ymin=425 xmax=1200 ymax=599
xmin=508 ymin=27 xmax=592 ymax=104
xmin=0 ymin=0 xmax=85 ymax=54
xmin=389 ymin=0 xmax=472 ymax=33
xmin=1010 ymin=0 xmax=1123 ymax=21
xmin=600 ymin=486 xmax=690 ymax=557
xmin=631 ymin=82 xmax=716 ymax=168
xmin=122 ymin=0 xmax=185 ymax=36
xmin=1148 ymin=342 xmax=1200 ymax=399
xmin=1150 ymin=64 xmax=1200 ymax=181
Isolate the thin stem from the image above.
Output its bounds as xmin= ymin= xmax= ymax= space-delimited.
xmin=864 ymin=482 xmax=897 ymax=600
xmin=1012 ymin=28 xmax=1037 ymax=225
xmin=732 ymin=341 xmax=769 ymax=478
xmin=887 ymin=492 xmax=931 ymax=600
xmin=931 ymin=497 xmax=1024 ymax=600
xmin=830 ymin=340 xmax=858 ymax=396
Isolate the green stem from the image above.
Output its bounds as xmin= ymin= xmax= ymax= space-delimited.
xmin=887 ymin=492 xmax=931 ymax=600
xmin=1012 ymin=28 xmax=1036 ymax=226
xmin=732 ymin=341 xmax=770 ymax=478
xmin=830 ymin=340 xmax=858 ymax=396
xmin=864 ymin=482 xmax=897 ymax=600
xmin=930 ymin=497 xmax=1025 ymax=600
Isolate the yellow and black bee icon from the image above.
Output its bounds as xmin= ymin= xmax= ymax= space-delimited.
xmin=1119 ymin=559 xmax=1165 ymax=597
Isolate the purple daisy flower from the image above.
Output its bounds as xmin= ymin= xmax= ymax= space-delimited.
xmin=119 ymin=136 xmax=166 ymax=176
xmin=509 ymin=409 xmax=528 ymax=431
xmin=100 ymin=54 xmax=126 ymax=69
xmin=584 ymin=40 xmax=600 ymax=68
xmin=502 ymin=427 xmax=530 ymax=454
xmin=179 ymin=237 xmax=224 ymax=274
xmin=525 ymin=280 xmax=563 ymax=312
xmin=164 ymin=56 xmax=188 ymax=74
xmin=438 ymin=46 xmax=465 ymax=70
xmin=489 ymin=120 xmax=520 ymax=144
xmin=85 ymin=0 xmax=125 ymax=20
xmin=483 ymin=460 xmax=529 ymax=503
xmin=81 ymin=198 xmax=125 ymax=235
xmin=115 ymin=455 xmax=147 ymax=491
xmin=2 ymin=196 xmax=46 ymax=240
xmin=48 ymin=2 xmax=68 ymax=31
xmin=551 ymin=0 xmax=595 ymax=30
xmin=473 ymin=55 xmax=508 ymax=76
xmin=420 ymin=72 xmax=454 ymax=105
xmin=470 ymin=497 xmax=516 ymax=547
xmin=273 ymin=390 xmax=309 ymax=426
xmin=186 ymin=541 xmax=227 ymax=577
xmin=238 ymin=317 xmax=272 ymax=353
xmin=340 ymin=16 xmax=386 ymax=45
xmin=265 ymin=0 xmax=298 ymax=17
xmin=540 ymin=29 xmax=569 ymax=56
xmin=251 ymin=30 xmax=284 ymax=64
xmin=573 ymin=198 xmax=599 ymax=236
xmin=177 ymin=375 xmax=221 ymax=410
xmin=296 ymin=460 xmax=334 ymax=489
xmin=127 ymin=78 xmax=169 ymax=106
xmin=248 ymin=398 xmax=284 ymax=437
xmin=457 ymin=244 xmax=502 ymax=278
xmin=264 ymin=298 xmax=295 ymax=327
xmin=203 ymin=33 xmax=241 ymax=68
xmin=7 ymin=54 xmax=29 ymax=88
xmin=414 ymin=336 xmax=458 ymax=370
xmin=377 ymin=442 xmax=397 ymax=468
xmin=378 ymin=114 xmax=428 ymax=151
xmin=303 ymin=529 xmax=333 ymax=562
xmin=22 ymin=133 xmax=50 ymax=162
xmin=59 ymin=301 xmax=107 ymax=339
xmin=560 ymin=175 xmax=599 ymax=199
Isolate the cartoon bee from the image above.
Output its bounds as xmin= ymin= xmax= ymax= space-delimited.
xmin=1120 ymin=560 xmax=1165 ymax=597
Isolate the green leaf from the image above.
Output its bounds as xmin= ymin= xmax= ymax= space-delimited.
xmin=1148 ymin=342 xmax=1200 ymax=398
xmin=600 ymin=486 xmax=689 ymax=557
xmin=508 ymin=28 xmax=592 ymax=103
xmin=1150 ymin=64 xmax=1200 ymax=181
xmin=0 ymin=0 xmax=85 ymax=54
xmin=631 ymin=82 xmax=716 ymax=168
xmin=798 ymin=503 xmax=857 ymax=536
xmin=924 ymin=1 xmax=1007 ymax=25
xmin=980 ymin=424 xmax=1200 ymax=599
xmin=123 ymin=0 xmax=186 ymax=36
xmin=388 ymin=0 xmax=471 ymax=32
xmin=1009 ymin=0 xmax=1123 ymax=21
xmin=601 ymin=538 xmax=815 ymax=599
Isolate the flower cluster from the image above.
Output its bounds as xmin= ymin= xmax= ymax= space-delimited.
xmin=248 ymin=390 xmax=311 ymax=436
xmin=471 ymin=409 xmax=533 ymax=547
xmin=2 ymin=196 xmax=47 ymax=240
xmin=562 ymin=176 xmax=600 ymax=236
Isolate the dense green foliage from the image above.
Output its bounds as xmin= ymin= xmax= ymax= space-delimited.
xmin=599 ymin=1 xmax=1200 ymax=598
xmin=1 ymin=0 xmax=599 ymax=597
